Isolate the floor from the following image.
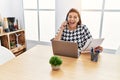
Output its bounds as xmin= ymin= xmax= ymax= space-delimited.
xmin=26 ymin=40 xmax=51 ymax=50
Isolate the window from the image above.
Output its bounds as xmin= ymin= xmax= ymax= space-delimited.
xmin=81 ymin=0 xmax=120 ymax=50
xmin=81 ymin=12 xmax=101 ymax=38
xmin=102 ymin=12 xmax=120 ymax=49
xmin=23 ymin=0 xmax=55 ymax=42
xmin=39 ymin=11 xmax=55 ymax=42
xmin=24 ymin=11 xmax=38 ymax=41
xmin=39 ymin=0 xmax=55 ymax=9
xmin=81 ymin=0 xmax=103 ymax=39
xmin=105 ymin=0 xmax=120 ymax=9
xmin=23 ymin=0 xmax=120 ymax=51
xmin=23 ymin=0 xmax=37 ymax=9
xmin=81 ymin=0 xmax=103 ymax=10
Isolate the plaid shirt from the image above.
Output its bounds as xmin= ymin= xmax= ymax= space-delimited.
xmin=61 ymin=24 xmax=92 ymax=50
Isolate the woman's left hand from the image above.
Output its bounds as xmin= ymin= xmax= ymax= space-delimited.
xmin=94 ymin=46 xmax=103 ymax=53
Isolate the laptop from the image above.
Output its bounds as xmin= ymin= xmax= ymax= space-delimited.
xmin=51 ymin=40 xmax=80 ymax=58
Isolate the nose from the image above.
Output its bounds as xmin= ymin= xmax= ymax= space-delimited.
xmin=70 ymin=17 xmax=74 ymax=21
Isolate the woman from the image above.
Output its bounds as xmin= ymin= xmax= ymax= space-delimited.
xmin=54 ymin=8 xmax=103 ymax=52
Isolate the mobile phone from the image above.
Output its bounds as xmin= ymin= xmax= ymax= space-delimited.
xmin=63 ymin=21 xmax=68 ymax=27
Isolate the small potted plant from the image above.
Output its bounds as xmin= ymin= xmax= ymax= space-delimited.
xmin=49 ymin=55 xmax=62 ymax=70
xmin=10 ymin=41 xmax=15 ymax=49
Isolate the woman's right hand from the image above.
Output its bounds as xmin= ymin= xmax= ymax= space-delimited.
xmin=60 ymin=21 xmax=68 ymax=31
xmin=54 ymin=21 xmax=67 ymax=41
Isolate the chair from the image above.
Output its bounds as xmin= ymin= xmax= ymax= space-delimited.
xmin=115 ymin=46 xmax=120 ymax=54
xmin=0 ymin=46 xmax=15 ymax=65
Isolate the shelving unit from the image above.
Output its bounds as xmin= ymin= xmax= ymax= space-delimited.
xmin=0 ymin=29 xmax=26 ymax=56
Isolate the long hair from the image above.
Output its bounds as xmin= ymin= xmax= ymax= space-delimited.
xmin=65 ymin=8 xmax=82 ymax=25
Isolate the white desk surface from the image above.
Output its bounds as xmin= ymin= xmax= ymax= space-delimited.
xmin=0 ymin=45 xmax=120 ymax=80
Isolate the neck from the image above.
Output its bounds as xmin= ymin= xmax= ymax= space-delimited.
xmin=68 ymin=26 xmax=77 ymax=31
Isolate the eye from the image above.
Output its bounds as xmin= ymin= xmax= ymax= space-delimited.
xmin=74 ymin=16 xmax=77 ymax=19
xmin=68 ymin=15 xmax=72 ymax=18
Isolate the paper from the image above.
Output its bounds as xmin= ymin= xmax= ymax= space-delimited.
xmin=81 ymin=38 xmax=104 ymax=51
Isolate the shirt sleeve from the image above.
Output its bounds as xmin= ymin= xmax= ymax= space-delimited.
xmin=82 ymin=25 xmax=92 ymax=48
xmin=84 ymin=25 xmax=92 ymax=39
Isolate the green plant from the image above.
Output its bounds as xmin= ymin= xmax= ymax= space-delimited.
xmin=49 ymin=56 xmax=62 ymax=66
xmin=10 ymin=42 xmax=15 ymax=46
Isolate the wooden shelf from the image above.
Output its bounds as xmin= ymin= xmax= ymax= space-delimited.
xmin=0 ymin=29 xmax=26 ymax=56
xmin=10 ymin=45 xmax=26 ymax=53
xmin=0 ymin=29 xmax=24 ymax=36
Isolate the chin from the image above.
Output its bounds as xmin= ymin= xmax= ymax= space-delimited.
xmin=70 ymin=25 xmax=76 ymax=28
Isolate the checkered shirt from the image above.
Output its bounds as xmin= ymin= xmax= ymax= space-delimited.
xmin=61 ymin=24 xmax=92 ymax=50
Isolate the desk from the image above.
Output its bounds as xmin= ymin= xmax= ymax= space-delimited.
xmin=0 ymin=45 xmax=120 ymax=80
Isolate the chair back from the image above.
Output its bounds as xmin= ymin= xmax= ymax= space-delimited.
xmin=0 ymin=46 xmax=15 ymax=65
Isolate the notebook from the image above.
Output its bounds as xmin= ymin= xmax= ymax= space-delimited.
xmin=51 ymin=40 xmax=80 ymax=58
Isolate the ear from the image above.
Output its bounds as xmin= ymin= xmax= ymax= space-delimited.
xmin=76 ymin=18 xmax=79 ymax=23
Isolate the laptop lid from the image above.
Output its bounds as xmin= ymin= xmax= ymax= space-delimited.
xmin=51 ymin=40 xmax=79 ymax=58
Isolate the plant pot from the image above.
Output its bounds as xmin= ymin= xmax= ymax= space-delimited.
xmin=51 ymin=65 xmax=60 ymax=70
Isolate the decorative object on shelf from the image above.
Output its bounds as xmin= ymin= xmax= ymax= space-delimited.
xmin=0 ymin=26 xmax=3 ymax=34
xmin=3 ymin=18 xmax=10 ymax=32
xmin=15 ymin=33 xmax=21 ymax=47
xmin=0 ymin=20 xmax=3 ymax=34
xmin=10 ymin=41 xmax=15 ymax=49
xmin=49 ymin=55 xmax=62 ymax=70
xmin=0 ymin=15 xmax=3 ymax=34
xmin=7 ymin=17 xmax=15 ymax=31
xmin=0 ymin=14 xmax=2 ymax=26
xmin=14 ymin=19 xmax=18 ymax=30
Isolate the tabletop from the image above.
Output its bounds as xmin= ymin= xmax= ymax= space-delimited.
xmin=0 ymin=45 xmax=120 ymax=80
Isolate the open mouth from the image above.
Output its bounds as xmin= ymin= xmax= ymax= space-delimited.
xmin=69 ymin=22 xmax=76 ymax=25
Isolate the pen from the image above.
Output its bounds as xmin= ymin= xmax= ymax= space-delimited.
xmin=94 ymin=50 xmax=100 ymax=62
xmin=91 ymin=47 xmax=94 ymax=61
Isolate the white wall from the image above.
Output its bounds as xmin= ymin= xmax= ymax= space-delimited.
xmin=0 ymin=0 xmax=24 ymax=28
xmin=0 ymin=0 xmax=81 ymax=31
xmin=56 ymin=0 xmax=81 ymax=31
